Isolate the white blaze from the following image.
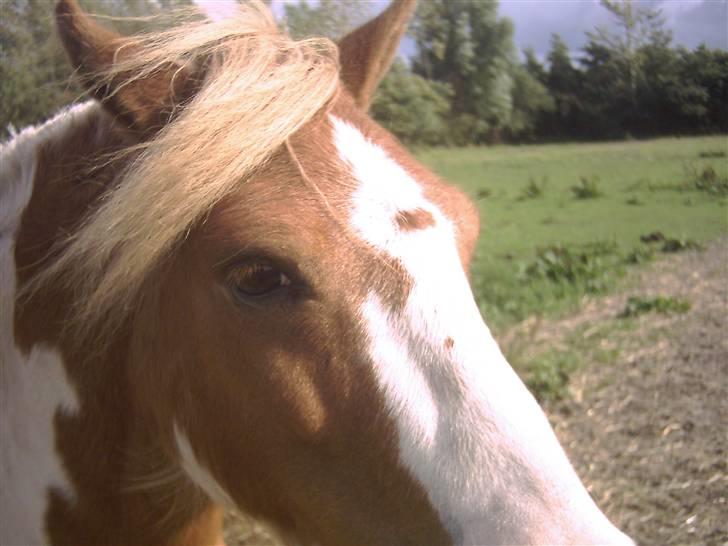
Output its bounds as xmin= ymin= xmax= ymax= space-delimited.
xmin=331 ymin=116 xmax=633 ymax=545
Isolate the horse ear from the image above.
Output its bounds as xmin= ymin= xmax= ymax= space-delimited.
xmin=55 ymin=0 xmax=200 ymax=135
xmin=337 ymin=0 xmax=417 ymax=110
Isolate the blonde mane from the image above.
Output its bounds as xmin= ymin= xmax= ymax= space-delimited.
xmin=29 ymin=2 xmax=340 ymax=334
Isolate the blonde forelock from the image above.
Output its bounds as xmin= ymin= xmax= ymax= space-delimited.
xmin=31 ymin=1 xmax=340 ymax=337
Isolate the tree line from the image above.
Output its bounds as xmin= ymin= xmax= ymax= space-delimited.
xmin=1 ymin=0 xmax=195 ymax=138
xmin=372 ymin=0 xmax=728 ymax=145
xmin=2 ymin=0 xmax=726 ymax=145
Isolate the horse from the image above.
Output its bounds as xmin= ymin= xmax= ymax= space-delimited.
xmin=0 ymin=0 xmax=635 ymax=544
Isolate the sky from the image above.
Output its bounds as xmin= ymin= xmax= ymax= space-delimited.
xmin=500 ymin=0 xmax=728 ymax=59
xmin=198 ymin=0 xmax=728 ymax=62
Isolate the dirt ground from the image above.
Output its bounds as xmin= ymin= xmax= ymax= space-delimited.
xmin=535 ymin=238 xmax=728 ymax=546
xmin=225 ymin=239 xmax=728 ymax=545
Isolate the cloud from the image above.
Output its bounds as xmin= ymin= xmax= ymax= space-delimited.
xmin=194 ymin=0 xmax=301 ymax=20
xmin=195 ymin=0 xmax=239 ymax=22
xmin=499 ymin=0 xmax=727 ymax=59
xmin=194 ymin=0 xmax=726 ymax=60
xmin=667 ymin=0 xmax=728 ymax=50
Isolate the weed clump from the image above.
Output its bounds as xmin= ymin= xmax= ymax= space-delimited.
xmin=571 ymin=176 xmax=602 ymax=199
xmin=523 ymin=240 xmax=620 ymax=293
xmin=691 ymin=165 xmax=728 ymax=196
xmin=646 ymin=163 xmax=728 ymax=196
xmin=619 ymin=296 xmax=690 ymax=318
xmin=698 ymin=149 xmax=727 ymax=159
xmin=624 ymin=246 xmax=654 ymax=264
xmin=518 ymin=176 xmax=547 ymax=200
xmin=681 ymin=162 xmax=728 ymax=196
xmin=640 ymin=231 xmax=665 ymax=243
xmin=638 ymin=232 xmax=703 ymax=254
xmin=523 ymin=352 xmax=577 ymax=402
xmin=476 ymin=188 xmax=492 ymax=200
xmin=661 ymin=237 xmax=703 ymax=253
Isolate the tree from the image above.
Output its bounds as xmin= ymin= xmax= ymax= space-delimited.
xmin=677 ymin=46 xmax=728 ymax=132
xmin=509 ymin=63 xmax=554 ymax=141
xmin=544 ymin=34 xmax=584 ymax=137
xmin=523 ymin=47 xmax=547 ymax=85
xmin=581 ymin=0 xmax=672 ymax=135
xmin=411 ymin=0 xmax=516 ymax=143
xmin=283 ymin=0 xmax=368 ymax=40
xmin=1 ymin=0 xmax=193 ymax=137
xmin=547 ymin=34 xmax=580 ymax=95
xmin=371 ymin=59 xmax=452 ymax=146
xmin=590 ymin=0 xmax=671 ymax=108
xmin=1 ymin=0 xmax=78 ymax=135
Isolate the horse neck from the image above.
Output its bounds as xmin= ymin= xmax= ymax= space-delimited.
xmin=8 ymin=101 xmax=131 ymax=388
xmin=3 ymin=102 xmax=209 ymax=545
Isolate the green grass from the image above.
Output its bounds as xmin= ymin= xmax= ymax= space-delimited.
xmin=416 ymin=136 xmax=728 ymax=330
xmin=511 ymin=320 xmax=629 ymax=402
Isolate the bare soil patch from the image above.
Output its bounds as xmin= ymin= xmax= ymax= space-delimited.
xmin=503 ymin=238 xmax=727 ymax=546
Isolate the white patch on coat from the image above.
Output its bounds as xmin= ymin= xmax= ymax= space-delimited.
xmin=0 ymin=104 xmax=95 ymax=545
xmin=332 ymin=116 xmax=633 ymax=545
xmin=174 ymin=425 xmax=235 ymax=508
xmin=0 ymin=348 xmax=80 ymax=545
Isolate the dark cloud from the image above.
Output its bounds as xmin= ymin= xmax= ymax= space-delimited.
xmin=499 ymin=0 xmax=727 ymax=60
xmin=266 ymin=0 xmax=726 ymax=61
xmin=669 ymin=0 xmax=728 ymax=50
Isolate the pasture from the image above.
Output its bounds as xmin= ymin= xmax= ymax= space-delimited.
xmin=417 ymin=136 xmax=728 ymax=331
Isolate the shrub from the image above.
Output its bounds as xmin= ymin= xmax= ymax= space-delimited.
xmin=371 ymin=60 xmax=452 ymax=146
xmin=448 ymin=114 xmax=490 ymax=146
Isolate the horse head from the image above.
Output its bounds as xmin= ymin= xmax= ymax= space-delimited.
xmin=3 ymin=1 xmax=634 ymax=544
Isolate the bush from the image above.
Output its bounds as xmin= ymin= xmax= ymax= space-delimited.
xmin=448 ymin=114 xmax=491 ymax=146
xmin=371 ymin=60 xmax=452 ymax=146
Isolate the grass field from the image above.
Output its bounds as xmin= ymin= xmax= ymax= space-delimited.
xmin=417 ymin=136 xmax=728 ymax=331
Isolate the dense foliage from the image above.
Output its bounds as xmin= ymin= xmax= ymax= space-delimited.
xmin=1 ymin=0 xmax=726 ymax=144
xmin=283 ymin=0 xmax=365 ymax=40
xmin=390 ymin=0 xmax=727 ymax=145
xmin=1 ymin=0 xmax=192 ymax=137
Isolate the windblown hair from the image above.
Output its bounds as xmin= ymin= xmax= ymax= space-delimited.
xmin=32 ymin=2 xmax=340 ymax=335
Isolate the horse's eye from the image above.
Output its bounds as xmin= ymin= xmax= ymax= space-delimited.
xmin=230 ymin=262 xmax=291 ymax=298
